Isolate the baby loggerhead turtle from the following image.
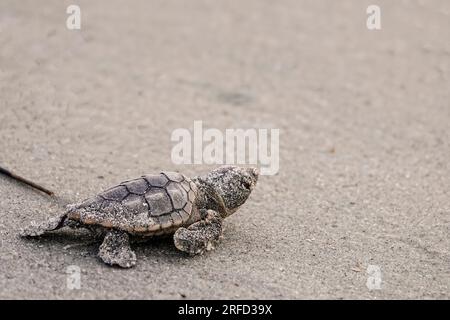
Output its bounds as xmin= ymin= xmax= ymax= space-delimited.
xmin=20 ymin=166 xmax=259 ymax=268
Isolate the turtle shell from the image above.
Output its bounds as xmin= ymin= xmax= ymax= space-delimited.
xmin=68 ymin=172 xmax=198 ymax=235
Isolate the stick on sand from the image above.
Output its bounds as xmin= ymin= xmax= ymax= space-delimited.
xmin=0 ymin=165 xmax=54 ymax=196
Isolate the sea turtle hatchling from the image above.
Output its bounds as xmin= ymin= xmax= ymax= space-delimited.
xmin=20 ymin=166 xmax=259 ymax=268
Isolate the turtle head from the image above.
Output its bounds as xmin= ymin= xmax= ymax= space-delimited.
xmin=200 ymin=165 xmax=259 ymax=217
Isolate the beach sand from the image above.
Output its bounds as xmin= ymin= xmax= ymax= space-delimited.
xmin=0 ymin=0 xmax=449 ymax=299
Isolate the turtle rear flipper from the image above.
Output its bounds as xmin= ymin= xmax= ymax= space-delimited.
xmin=98 ymin=230 xmax=136 ymax=268
xmin=19 ymin=212 xmax=68 ymax=237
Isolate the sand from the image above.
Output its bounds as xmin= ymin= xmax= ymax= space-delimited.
xmin=0 ymin=0 xmax=449 ymax=299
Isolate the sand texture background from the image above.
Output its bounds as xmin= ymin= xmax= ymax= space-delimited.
xmin=0 ymin=0 xmax=449 ymax=299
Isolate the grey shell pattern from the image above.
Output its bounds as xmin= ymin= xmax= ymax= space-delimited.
xmin=68 ymin=172 xmax=197 ymax=234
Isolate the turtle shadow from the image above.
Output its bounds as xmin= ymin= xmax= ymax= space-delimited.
xmin=18 ymin=229 xmax=100 ymax=251
xmin=19 ymin=228 xmax=186 ymax=259
xmin=131 ymin=235 xmax=187 ymax=258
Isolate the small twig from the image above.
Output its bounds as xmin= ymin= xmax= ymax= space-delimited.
xmin=0 ymin=165 xmax=54 ymax=196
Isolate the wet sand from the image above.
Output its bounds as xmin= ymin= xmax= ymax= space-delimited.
xmin=0 ymin=0 xmax=449 ymax=299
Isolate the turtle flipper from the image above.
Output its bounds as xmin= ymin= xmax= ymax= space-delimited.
xmin=98 ymin=230 xmax=136 ymax=268
xmin=174 ymin=209 xmax=223 ymax=255
xmin=20 ymin=212 xmax=68 ymax=237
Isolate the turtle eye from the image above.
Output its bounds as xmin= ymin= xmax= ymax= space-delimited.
xmin=241 ymin=180 xmax=252 ymax=190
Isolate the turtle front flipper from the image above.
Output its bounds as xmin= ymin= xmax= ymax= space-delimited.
xmin=174 ymin=209 xmax=223 ymax=255
xmin=20 ymin=211 xmax=68 ymax=237
xmin=98 ymin=230 xmax=136 ymax=268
